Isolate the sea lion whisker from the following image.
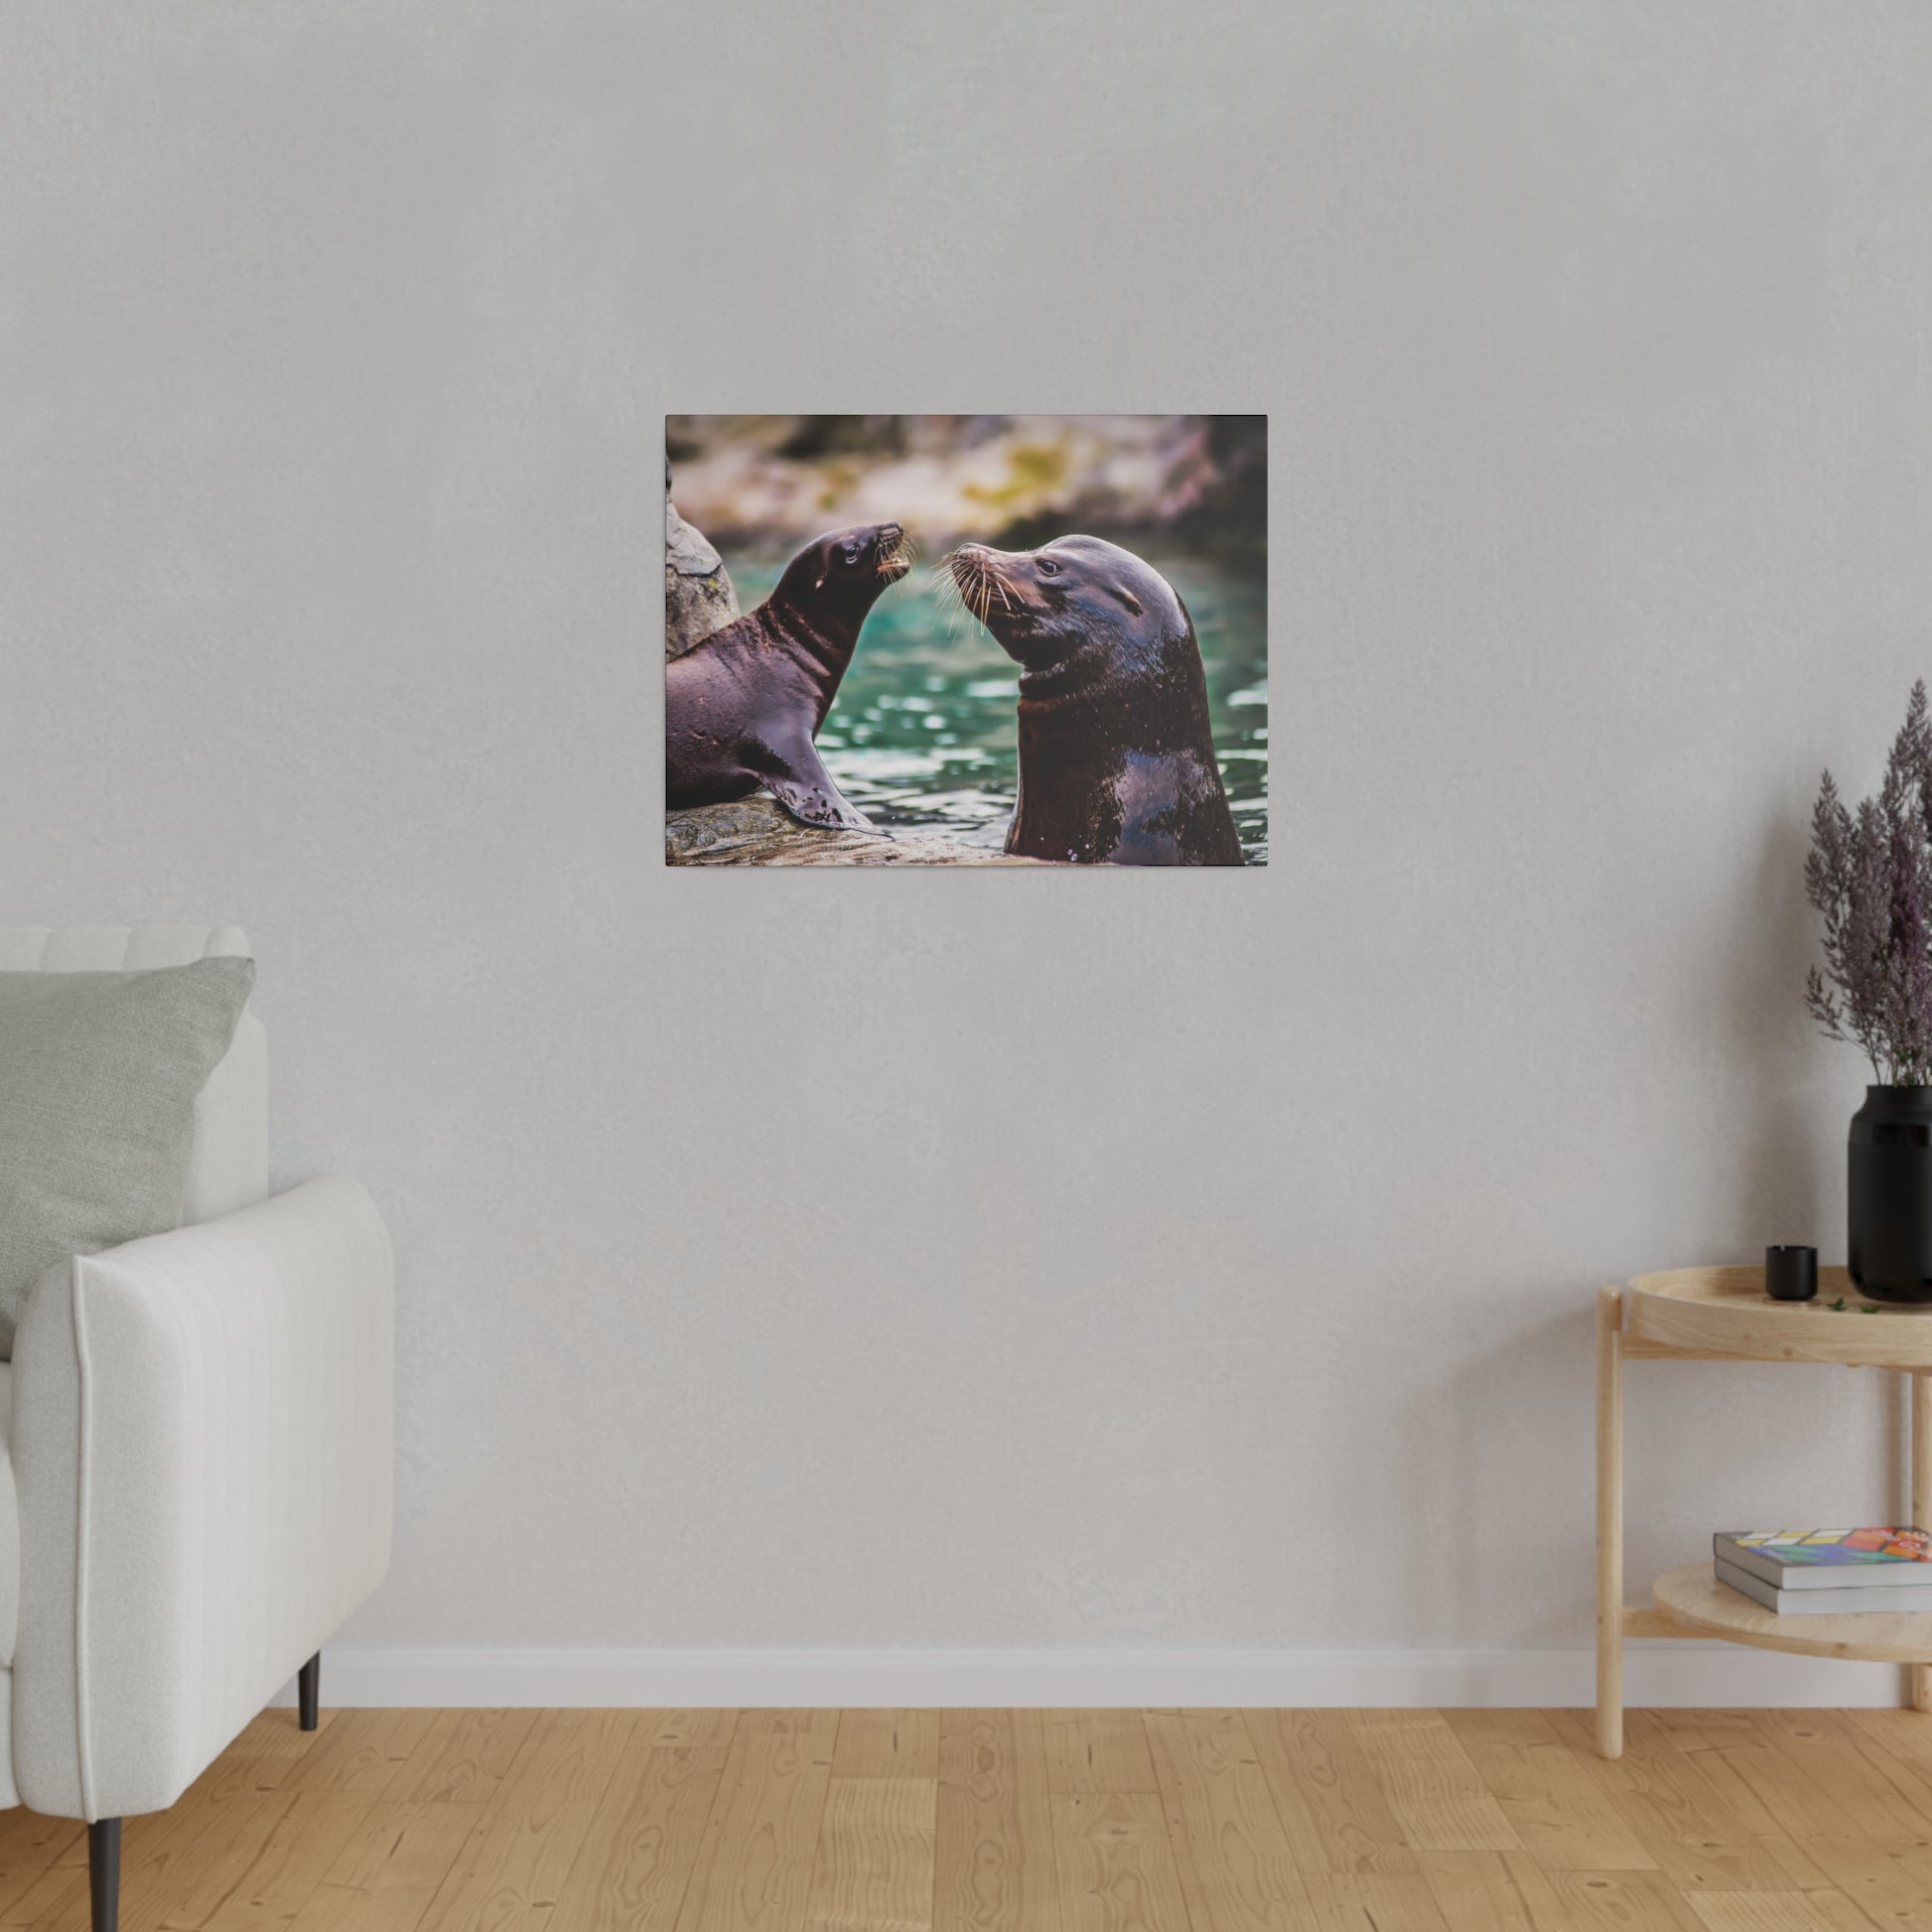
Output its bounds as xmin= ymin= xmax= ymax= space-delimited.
xmin=939 ymin=549 xmax=975 ymax=616
xmin=926 ymin=560 xmax=963 ymax=613
xmin=949 ymin=550 xmax=1011 ymax=626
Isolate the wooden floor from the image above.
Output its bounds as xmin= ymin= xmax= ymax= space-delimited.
xmin=5 ymin=1708 xmax=1932 ymax=1929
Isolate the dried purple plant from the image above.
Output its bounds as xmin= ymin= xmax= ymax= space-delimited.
xmin=1806 ymin=681 xmax=1932 ymax=1084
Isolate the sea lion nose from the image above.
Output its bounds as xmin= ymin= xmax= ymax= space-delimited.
xmin=877 ymin=523 xmax=900 ymax=547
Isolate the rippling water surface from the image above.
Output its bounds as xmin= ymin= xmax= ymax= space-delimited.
xmin=725 ymin=556 xmax=1268 ymax=865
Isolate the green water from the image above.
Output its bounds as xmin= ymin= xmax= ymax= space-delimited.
xmin=726 ymin=556 xmax=1269 ymax=865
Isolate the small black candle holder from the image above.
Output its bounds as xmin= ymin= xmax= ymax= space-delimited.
xmin=1765 ymin=1245 xmax=1818 ymax=1303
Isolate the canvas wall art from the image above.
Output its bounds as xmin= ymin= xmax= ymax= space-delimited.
xmin=664 ymin=415 xmax=1266 ymax=867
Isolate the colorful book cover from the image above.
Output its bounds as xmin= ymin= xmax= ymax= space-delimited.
xmin=1721 ymin=1528 xmax=1932 ymax=1568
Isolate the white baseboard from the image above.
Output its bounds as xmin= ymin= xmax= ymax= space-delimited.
xmin=273 ymin=1643 xmax=1914 ymax=1710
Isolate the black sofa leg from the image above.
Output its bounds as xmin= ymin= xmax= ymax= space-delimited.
xmin=89 ymin=1818 xmax=120 ymax=1932
xmin=298 ymin=1651 xmax=321 ymax=1731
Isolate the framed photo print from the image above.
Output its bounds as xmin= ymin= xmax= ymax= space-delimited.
xmin=665 ymin=415 xmax=1265 ymax=867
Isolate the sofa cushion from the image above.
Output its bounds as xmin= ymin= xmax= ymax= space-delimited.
xmin=0 ymin=959 xmax=255 ymax=1358
xmin=0 ymin=928 xmax=267 ymax=1229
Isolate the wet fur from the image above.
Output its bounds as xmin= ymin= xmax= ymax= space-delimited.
xmin=666 ymin=522 xmax=911 ymax=830
xmin=944 ymin=534 xmax=1243 ymax=866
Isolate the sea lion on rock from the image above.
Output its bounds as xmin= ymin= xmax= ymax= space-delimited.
xmin=946 ymin=535 xmax=1244 ymax=865
xmin=666 ymin=522 xmax=911 ymax=829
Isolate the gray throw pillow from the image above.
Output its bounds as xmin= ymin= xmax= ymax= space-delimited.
xmin=0 ymin=956 xmax=256 ymax=1356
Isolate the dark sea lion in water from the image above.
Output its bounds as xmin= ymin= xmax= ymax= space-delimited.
xmin=665 ymin=522 xmax=911 ymax=829
xmin=946 ymin=535 xmax=1244 ymax=865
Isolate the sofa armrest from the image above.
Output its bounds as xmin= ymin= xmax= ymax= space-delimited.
xmin=10 ymin=1176 xmax=393 ymax=1820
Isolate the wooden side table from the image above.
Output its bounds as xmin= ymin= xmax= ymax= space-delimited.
xmin=1595 ymin=1266 xmax=1932 ymax=1759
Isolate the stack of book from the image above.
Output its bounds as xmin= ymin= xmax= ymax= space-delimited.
xmin=1716 ymin=1528 xmax=1932 ymax=1614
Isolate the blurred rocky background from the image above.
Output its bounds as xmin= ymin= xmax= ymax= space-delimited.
xmin=663 ymin=414 xmax=1265 ymax=564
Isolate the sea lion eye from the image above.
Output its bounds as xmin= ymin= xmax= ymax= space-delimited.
xmin=1036 ymin=558 xmax=1060 ymax=576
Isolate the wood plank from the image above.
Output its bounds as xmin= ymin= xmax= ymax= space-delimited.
xmin=804 ymin=1777 xmax=935 ymax=1931
xmin=1688 ymin=1734 xmax=1876 ymax=1843
xmin=833 ymin=1713 xmax=940 ymax=1782
xmin=739 ymin=1711 xmax=842 ymax=1735
xmin=1535 ymin=1869 xmax=1710 ymax=1931
xmin=228 ymin=1710 xmax=335 ymax=1761
xmin=1050 ymin=1794 xmax=1188 ymax=1932
xmin=1039 ymin=1716 xmax=1155 ymax=1795
xmin=1245 ymin=1709 xmax=1417 ymax=1875
xmin=549 ymin=1744 xmax=728 ymax=1932
xmin=1442 ymin=1709 xmax=1653 ymax=1869
xmin=675 ymin=1726 xmax=834 ymax=1932
xmin=1543 ymin=1710 xmax=1816 ymax=1894
xmin=1748 ymin=1710 xmax=1932 ymax=1839
xmin=1415 ymin=1851 xmax=1556 ymax=1932
xmin=384 ymin=1710 xmax=539 ymax=1805
xmin=1796 ymin=1836 xmax=1932 ymax=1932
xmin=1685 ymin=1891 xmax=1876 ymax=1932
xmin=271 ymin=1710 xmax=442 ymax=1796
xmin=286 ymin=1802 xmax=486 ymax=1932
xmin=1344 ymin=1712 xmax=1521 ymax=1855
xmin=646 ymin=1713 xmax=742 ymax=1748
xmin=1637 ymin=1712 xmax=1770 ymax=1755
xmin=0 ymin=1814 xmax=83 ymax=1922
xmin=193 ymin=1790 xmax=375 ymax=1929
xmin=8 ymin=1868 xmax=89 ymax=1932
xmin=1140 ymin=1710 xmax=1246 ymax=1736
xmin=415 ymin=1709 xmax=634 ymax=1932
xmin=127 ymin=1792 xmax=297 ymax=1932
xmin=1145 ymin=1710 xmax=1311 ymax=1930
xmin=933 ymin=1711 xmax=1061 ymax=1932
xmin=1845 ymin=1704 xmax=1932 ymax=1767
xmin=1298 ymin=1871 xmax=1452 ymax=1931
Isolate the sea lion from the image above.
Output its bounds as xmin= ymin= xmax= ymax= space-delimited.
xmin=946 ymin=535 xmax=1244 ymax=865
xmin=666 ymin=521 xmax=911 ymax=829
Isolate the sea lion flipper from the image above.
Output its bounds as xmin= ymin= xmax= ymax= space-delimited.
xmin=761 ymin=738 xmax=875 ymax=832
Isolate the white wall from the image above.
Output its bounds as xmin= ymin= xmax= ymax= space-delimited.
xmin=6 ymin=0 xmax=1932 ymax=1699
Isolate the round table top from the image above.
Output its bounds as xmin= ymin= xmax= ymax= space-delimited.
xmin=1654 ymin=1561 xmax=1932 ymax=1663
xmin=1625 ymin=1265 xmax=1932 ymax=1367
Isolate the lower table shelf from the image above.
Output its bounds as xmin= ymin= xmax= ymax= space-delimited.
xmin=1651 ymin=1561 xmax=1932 ymax=1665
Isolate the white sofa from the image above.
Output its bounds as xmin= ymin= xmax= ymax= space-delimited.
xmin=0 ymin=925 xmax=393 ymax=1932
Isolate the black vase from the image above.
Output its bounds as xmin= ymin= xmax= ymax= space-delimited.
xmin=1849 ymin=1085 xmax=1932 ymax=1303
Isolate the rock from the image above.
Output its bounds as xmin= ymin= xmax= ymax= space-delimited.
xmin=665 ymin=467 xmax=739 ymax=658
xmin=666 ymin=797 xmax=1051 ymax=867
